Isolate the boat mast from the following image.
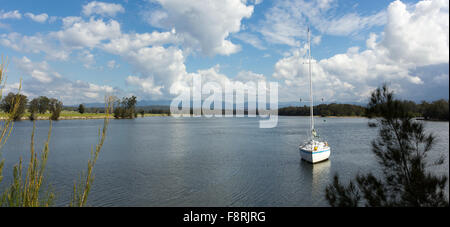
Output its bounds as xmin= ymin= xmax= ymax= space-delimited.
xmin=308 ymin=27 xmax=314 ymax=139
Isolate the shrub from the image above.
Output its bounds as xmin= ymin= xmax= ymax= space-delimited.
xmin=325 ymin=84 xmax=449 ymax=207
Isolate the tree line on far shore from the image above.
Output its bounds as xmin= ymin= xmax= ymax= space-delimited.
xmin=0 ymin=93 xmax=143 ymax=121
xmin=63 ymin=105 xmax=170 ymax=115
xmin=65 ymin=96 xmax=167 ymax=119
xmin=278 ymin=99 xmax=449 ymax=121
xmin=2 ymin=92 xmax=447 ymax=121
xmin=279 ymin=103 xmax=366 ymax=117
xmin=110 ymin=96 xmax=171 ymax=119
xmin=0 ymin=93 xmax=62 ymax=121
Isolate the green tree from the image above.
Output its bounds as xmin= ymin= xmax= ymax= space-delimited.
xmin=325 ymin=84 xmax=448 ymax=207
xmin=78 ymin=104 xmax=85 ymax=114
xmin=423 ymin=99 xmax=449 ymax=121
xmin=126 ymin=96 xmax=137 ymax=119
xmin=29 ymin=98 xmax=40 ymax=121
xmin=48 ymin=98 xmax=62 ymax=121
xmin=113 ymin=96 xmax=137 ymax=119
xmin=0 ymin=92 xmax=28 ymax=121
xmin=37 ymin=96 xmax=50 ymax=114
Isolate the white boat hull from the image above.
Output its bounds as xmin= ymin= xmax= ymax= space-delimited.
xmin=299 ymin=147 xmax=330 ymax=164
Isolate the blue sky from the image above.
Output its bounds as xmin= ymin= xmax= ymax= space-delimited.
xmin=0 ymin=0 xmax=448 ymax=105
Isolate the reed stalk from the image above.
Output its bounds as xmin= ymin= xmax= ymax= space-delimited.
xmin=0 ymin=55 xmax=113 ymax=207
xmin=0 ymin=55 xmax=14 ymax=190
xmin=0 ymin=121 xmax=54 ymax=206
xmin=70 ymin=96 xmax=113 ymax=207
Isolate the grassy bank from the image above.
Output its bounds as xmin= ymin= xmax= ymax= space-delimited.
xmin=0 ymin=111 xmax=169 ymax=120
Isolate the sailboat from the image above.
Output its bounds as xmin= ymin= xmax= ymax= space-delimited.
xmin=299 ymin=28 xmax=331 ymax=164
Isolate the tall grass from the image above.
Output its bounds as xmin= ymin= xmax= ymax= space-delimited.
xmin=0 ymin=56 xmax=15 ymax=150
xmin=0 ymin=56 xmax=112 ymax=207
xmin=70 ymin=96 xmax=113 ymax=207
xmin=0 ymin=56 xmax=16 ymax=195
xmin=0 ymin=121 xmax=54 ymax=206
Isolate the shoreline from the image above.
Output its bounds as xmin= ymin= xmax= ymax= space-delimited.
xmin=321 ymin=116 xmax=366 ymax=118
xmin=279 ymin=116 xmax=449 ymax=121
xmin=0 ymin=113 xmax=170 ymax=121
xmin=1 ymin=114 xmax=447 ymax=122
xmin=278 ymin=115 xmax=367 ymax=118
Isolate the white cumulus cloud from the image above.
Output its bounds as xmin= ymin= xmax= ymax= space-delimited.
xmin=25 ymin=13 xmax=49 ymax=23
xmin=82 ymin=1 xmax=125 ymax=17
xmin=144 ymin=0 xmax=254 ymax=56
xmin=14 ymin=56 xmax=58 ymax=83
xmin=1 ymin=0 xmax=447 ymax=104
xmin=11 ymin=57 xmax=117 ymax=104
xmin=52 ymin=17 xmax=122 ymax=49
xmin=0 ymin=10 xmax=22 ymax=19
xmin=273 ymin=0 xmax=449 ymax=102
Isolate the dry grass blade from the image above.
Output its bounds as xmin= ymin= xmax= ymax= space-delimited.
xmin=0 ymin=56 xmax=14 ymax=190
xmin=1 ymin=55 xmax=112 ymax=207
xmin=0 ymin=55 xmax=55 ymax=207
xmin=0 ymin=121 xmax=54 ymax=207
xmin=70 ymin=96 xmax=113 ymax=207
xmin=0 ymin=56 xmax=15 ymax=151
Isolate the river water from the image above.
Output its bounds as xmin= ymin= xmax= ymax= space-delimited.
xmin=1 ymin=116 xmax=448 ymax=206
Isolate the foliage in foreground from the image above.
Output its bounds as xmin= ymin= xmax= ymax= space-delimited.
xmin=325 ymin=84 xmax=449 ymax=207
xmin=70 ymin=97 xmax=113 ymax=207
xmin=0 ymin=122 xmax=54 ymax=206
xmin=0 ymin=56 xmax=112 ymax=207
